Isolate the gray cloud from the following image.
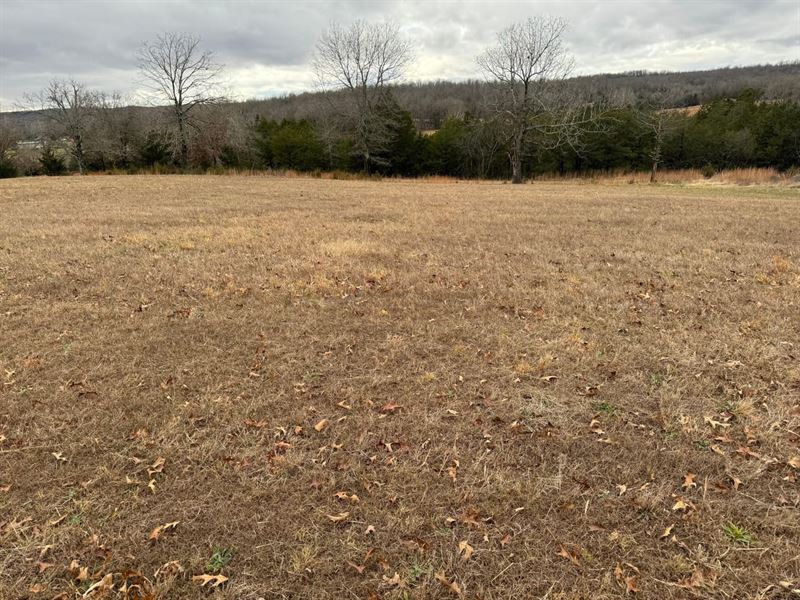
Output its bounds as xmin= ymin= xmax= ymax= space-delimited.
xmin=1 ymin=0 xmax=798 ymax=109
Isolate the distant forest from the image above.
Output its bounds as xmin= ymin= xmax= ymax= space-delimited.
xmin=2 ymin=58 xmax=799 ymax=181
xmin=241 ymin=62 xmax=800 ymax=129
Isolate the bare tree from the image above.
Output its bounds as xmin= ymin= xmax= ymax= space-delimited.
xmin=0 ymin=116 xmax=18 ymax=157
xmin=634 ymin=93 xmax=678 ymax=182
xmin=25 ymin=80 xmax=101 ymax=174
xmin=313 ymin=20 xmax=412 ymax=172
xmin=0 ymin=115 xmax=19 ymax=175
xmin=138 ymin=32 xmax=224 ymax=166
xmin=478 ymin=17 xmax=593 ymax=183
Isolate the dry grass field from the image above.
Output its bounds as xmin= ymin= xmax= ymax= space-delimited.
xmin=1 ymin=175 xmax=799 ymax=599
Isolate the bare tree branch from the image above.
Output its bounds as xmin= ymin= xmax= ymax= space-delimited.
xmin=313 ymin=20 xmax=413 ymax=172
xmin=24 ymin=79 xmax=102 ymax=174
xmin=478 ymin=17 xmax=605 ymax=183
xmin=137 ymin=32 xmax=225 ymax=166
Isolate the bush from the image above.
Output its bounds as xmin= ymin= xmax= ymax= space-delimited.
xmin=0 ymin=161 xmax=17 ymax=178
xmin=701 ymin=164 xmax=716 ymax=179
xmin=40 ymin=148 xmax=67 ymax=176
xmin=139 ymin=131 xmax=173 ymax=167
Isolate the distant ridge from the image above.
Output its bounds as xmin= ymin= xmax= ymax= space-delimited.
xmin=4 ymin=62 xmax=799 ymax=132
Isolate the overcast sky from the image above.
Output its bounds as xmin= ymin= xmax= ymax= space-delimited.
xmin=1 ymin=0 xmax=798 ymax=109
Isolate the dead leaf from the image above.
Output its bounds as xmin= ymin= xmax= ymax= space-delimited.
xmin=704 ymin=416 xmax=730 ymax=429
xmin=52 ymin=452 xmax=67 ymax=462
xmin=149 ymin=520 xmax=179 ymax=542
xmin=616 ymin=484 xmax=628 ymax=496
xmin=347 ymin=560 xmax=366 ymax=575
xmin=37 ymin=561 xmax=54 ymax=573
xmin=557 ymin=545 xmax=581 ymax=566
xmin=314 ymin=418 xmax=329 ymax=432
xmin=788 ymin=456 xmax=800 ymax=469
xmin=434 ymin=571 xmax=462 ymax=596
xmin=334 ymin=491 xmax=359 ymax=504
xmin=83 ymin=573 xmax=114 ymax=596
xmin=500 ymin=533 xmax=512 ymax=547
xmin=154 ymin=560 xmax=184 ymax=578
xmin=379 ymin=402 xmax=403 ymax=414
xmin=382 ymin=571 xmax=402 ymax=587
xmin=736 ymin=446 xmax=761 ymax=460
xmin=625 ymin=575 xmax=639 ymax=594
xmin=244 ymin=418 xmax=268 ymax=428
xmin=660 ymin=524 xmax=675 ymax=539
xmin=457 ymin=540 xmax=474 ymax=561
xmin=148 ymin=456 xmax=165 ymax=475
xmin=148 ymin=479 xmax=156 ymax=494
xmin=671 ymin=497 xmax=694 ymax=512
xmin=682 ymin=472 xmax=697 ymax=490
xmin=192 ymin=574 xmax=229 ymax=588
xmin=29 ymin=583 xmax=47 ymax=593
xmin=447 ymin=459 xmax=459 ymax=483
xmin=69 ymin=560 xmax=89 ymax=582
xmin=327 ymin=512 xmax=350 ymax=523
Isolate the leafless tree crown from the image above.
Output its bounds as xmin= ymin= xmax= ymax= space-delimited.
xmin=312 ymin=20 xmax=413 ymax=171
xmin=24 ymin=79 xmax=102 ymax=173
xmin=477 ymin=17 xmax=602 ymax=183
xmin=138 ymin=32 xmax=223 ymax=109
xmin=137 ymin=32 xmax=224 ymax=164
xmin=313 ymin=20 xmax=412 ymax=96
xmin=477 ymin=17 xmax=573 ymax=93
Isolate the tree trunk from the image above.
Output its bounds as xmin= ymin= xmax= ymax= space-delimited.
xmin=650 ymin=160 xmax=658 ymax=183
xmin=177 ymin=111 xmax=188 ymax=167
xmin=74 ymin=134 xmax=84 ymax=175
xmin=510 ymin=127 xmax=524 ymax=184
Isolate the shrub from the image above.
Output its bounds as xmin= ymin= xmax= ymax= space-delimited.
xmin=40 ymin=148 xmax=67 ymax=176
xmin=701 ymin=164 xmax=716 ymax=179
xmin=0 ymin=161 xmax=17 ymax=178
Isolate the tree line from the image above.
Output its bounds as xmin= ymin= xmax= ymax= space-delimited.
xmin=1 ymin=19 xmax=798 ymax=181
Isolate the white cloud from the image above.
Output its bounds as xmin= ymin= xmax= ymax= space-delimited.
xmin=1 ymin=0 xmax=798 ymax=109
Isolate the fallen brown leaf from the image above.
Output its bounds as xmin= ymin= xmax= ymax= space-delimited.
xmin=347 ymin=560 xmax=366 ymax=575
xmin=83 ymin=573 xmax=114 ymax=596
xmin=37 ymin=561 xmax=53 ymax=573
xmin=149 ymin=520 xmax=179 ymax=542
xmin=457 ymin=540 xmax=474 ymax=561
xmin=327 ymin=511 xmax=350 ymax=523
xmin=192 ymin=574 xmax=229 ymax=588
xmin=434 ymin=571 xmax=463 ymax=596
xmin=69 ymin=560 xmax=89 ymax=582
xmin=557 ymin=545 xmax=581 ymax=566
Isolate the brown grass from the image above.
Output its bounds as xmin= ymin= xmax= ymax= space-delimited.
xmin=536 ymin=167 xmax=798 ymax=186
xmin=1 ymin=176 xmax=799 ymax=599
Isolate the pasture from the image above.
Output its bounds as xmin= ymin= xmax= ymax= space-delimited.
xmin=1 ymin=176 xmax=798 ymax=599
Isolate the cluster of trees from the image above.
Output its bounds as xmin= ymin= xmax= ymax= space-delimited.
xmin=1 ymin=20 xmax=798 ymax=182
